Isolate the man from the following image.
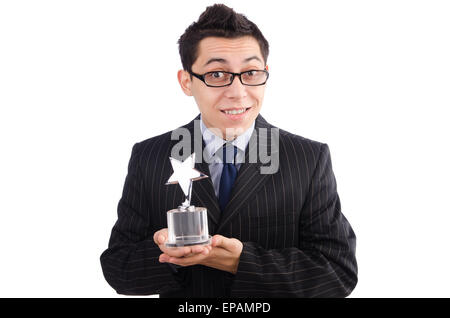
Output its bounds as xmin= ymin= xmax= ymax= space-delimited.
xmin=100 ymin=4 xmax=357 ymax=297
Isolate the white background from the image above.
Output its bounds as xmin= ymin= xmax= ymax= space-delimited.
xmin=1 ymin=0 xmax=449 ymax=297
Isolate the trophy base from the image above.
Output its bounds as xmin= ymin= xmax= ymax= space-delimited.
xmin=165 ymin=206 xmax=211 ymax=248
xmin=165 ymin=235 xmax=212 ymax=248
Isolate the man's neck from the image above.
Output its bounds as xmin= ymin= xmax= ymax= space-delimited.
xmin=200 ymin=118 xmax=254 ymax=141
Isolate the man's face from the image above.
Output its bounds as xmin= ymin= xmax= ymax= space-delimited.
xmin=178 ymin=36 xmax=268 ymax=140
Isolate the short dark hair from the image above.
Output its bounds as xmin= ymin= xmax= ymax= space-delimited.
xmin=177 ymin=4 xmax=269 ymax=73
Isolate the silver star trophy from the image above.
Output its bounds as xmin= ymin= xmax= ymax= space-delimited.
xmin=165 ymin=152 xmax=211 ymax=247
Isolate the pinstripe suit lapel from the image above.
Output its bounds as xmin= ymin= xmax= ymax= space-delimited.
xmin=217 ymin=115 xmax=275 ymax=233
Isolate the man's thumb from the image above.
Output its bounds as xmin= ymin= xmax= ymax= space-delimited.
xmin=212 ymin=235 xmax=228 ymax=248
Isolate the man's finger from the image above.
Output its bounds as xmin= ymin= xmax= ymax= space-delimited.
xmin=159 ymin=254 xmax=169 ymax=263
xmin=153 ymin=232 xmax=160 ymax=244
xmin=160 ymin=245 xmax=192 ymax=258
xmin=165 ymin=252 xmax=208 ymax=267
xmin=212 ymin=235 xmax=242 ymax=253
xmin=212 ymin=235 xmax=227 ymax=248
xmin=191 ymin=244 xmax=208 ymax=254
xmin=153 ymin=228 xmax=168 ymax=245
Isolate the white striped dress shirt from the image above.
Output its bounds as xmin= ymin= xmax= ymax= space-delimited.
xmin=199 ymin=115 xmax=255 ymax=198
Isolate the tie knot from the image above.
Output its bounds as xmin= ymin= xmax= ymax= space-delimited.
xmin=222 ymin=143 xmax=237 ymax=164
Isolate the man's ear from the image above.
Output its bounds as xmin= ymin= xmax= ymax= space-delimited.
xmin=265 ymin=64 xmax=269 ymax=71
xmin=177 ymin=70 xmax=193 ymax=96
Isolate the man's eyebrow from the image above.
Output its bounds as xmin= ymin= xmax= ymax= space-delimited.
xmin=203 ymin=58 xmax=228 ymax=67
xmin=203 ymin=56 xmax=263 ymax=67
xmin=243 ymin=55 xmax=263 ymax=64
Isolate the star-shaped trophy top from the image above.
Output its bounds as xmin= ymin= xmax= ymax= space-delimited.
xmin=166 ymin=153 xmax=208 ymax=209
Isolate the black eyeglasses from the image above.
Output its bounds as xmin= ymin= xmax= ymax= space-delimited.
xmin=188 ymin=70 xmax=269 ymax=87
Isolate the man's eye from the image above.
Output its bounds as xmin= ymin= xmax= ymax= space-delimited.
xmin=212 ymin=72 xmax=224 ymax=78
xmin=246 ymin=70 xmax=256 ymax=76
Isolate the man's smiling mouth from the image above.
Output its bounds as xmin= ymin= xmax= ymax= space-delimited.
xmin=220 ymin=107 xmax=251 ymax=115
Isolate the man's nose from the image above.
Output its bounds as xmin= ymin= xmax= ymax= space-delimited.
xmin=224 ymin=75 xmax=247 ymax=99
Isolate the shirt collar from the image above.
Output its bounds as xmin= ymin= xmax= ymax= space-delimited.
xmin=200 ymin=115 xmax=255 ymax=163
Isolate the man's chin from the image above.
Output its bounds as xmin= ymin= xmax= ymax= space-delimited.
xmin=220 ymin=121 xmax=255 ymax=140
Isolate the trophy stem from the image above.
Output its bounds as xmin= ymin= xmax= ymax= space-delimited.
xmin=180 ymin=179 xmax=194 ymax=210
xmin=187 ymin=179 xmax=193 ymax=206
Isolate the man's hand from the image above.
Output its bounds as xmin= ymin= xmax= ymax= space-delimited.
xmin=199 ymin=235 xmax=243 ymax=274
xmin=153 ymin=228 xmax=210 ymax=259
xmin=154 ymin=229 xmax=243 ymax=274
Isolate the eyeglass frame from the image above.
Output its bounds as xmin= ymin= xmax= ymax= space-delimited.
xmin=188 ymin=69 xmax=269 ymax=87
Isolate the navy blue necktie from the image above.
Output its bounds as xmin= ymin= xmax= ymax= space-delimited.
xmin=218 ymin=144 xmax=238 ymax=212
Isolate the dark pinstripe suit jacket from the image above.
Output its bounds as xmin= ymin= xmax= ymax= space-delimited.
xmin=100 ymin=114 xmax=357 ymax=297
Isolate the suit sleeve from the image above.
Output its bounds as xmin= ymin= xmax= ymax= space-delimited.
xmin=231 ymin=143 xmax=358 ymax=297
xmin=100 ymin=142 xmax=189 ymax=295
